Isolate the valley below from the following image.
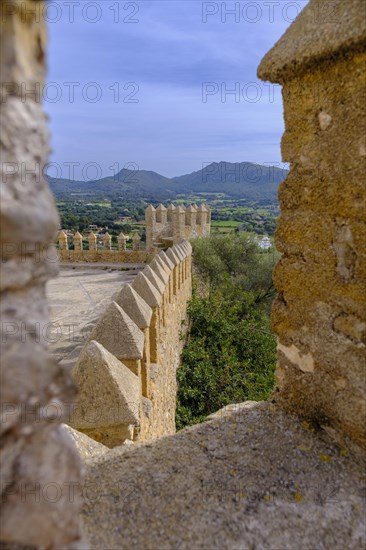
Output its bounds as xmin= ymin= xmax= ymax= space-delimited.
xmin=49 ymin=161 xmax=285 ymax=239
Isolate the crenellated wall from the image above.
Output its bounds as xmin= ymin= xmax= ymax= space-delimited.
xmin=2 ymin=0 xmax=365 ymax=547
xmin=146 ymin=203 xmax=211 ymax=251
xmin=258 ymin=0 xmax=366 ymax=453
xmin=57 ymin=230 xmax=149 ymax=263
xmin=58 ymin=203 xmax=210 ymax=263
xmin=69 ymin=242 xmax=192 ymax=445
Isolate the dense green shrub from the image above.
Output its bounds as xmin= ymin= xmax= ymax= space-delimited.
xmin=192 ymin=233 xmax=278 ymax=304
xmin=176 ymin=235 xmax=278 ymax=430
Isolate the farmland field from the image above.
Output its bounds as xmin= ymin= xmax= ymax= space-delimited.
xmin=211 ymin=220 xmax=241 ymax=227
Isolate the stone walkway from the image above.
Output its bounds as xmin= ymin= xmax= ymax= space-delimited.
xmin=46 ymin=266 xmax=142 ymax=371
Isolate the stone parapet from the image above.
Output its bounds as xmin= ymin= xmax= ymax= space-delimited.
xmin=59 ymin=249 xmax=149 ymax=263
xmin=58 ymin=203 xmax=207 ymax=263
xmin=145 ymin=203 xmax=211 ymax=250
xmin=57 ymin=231 xmax=149 ymax=264
xmin=70 ymin=242 xmax=192 ymax=446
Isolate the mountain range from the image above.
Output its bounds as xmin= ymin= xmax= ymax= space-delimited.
xmin=48 ymin=161 xmax=288 ymax=203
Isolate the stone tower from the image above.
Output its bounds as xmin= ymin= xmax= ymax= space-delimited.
xmin=144 ymin=203 xmax=211 ymax=250
xmin=145 ymin=204 xmax=156 ymax=251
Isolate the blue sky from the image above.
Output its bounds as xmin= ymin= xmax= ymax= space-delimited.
xmin=45 ymin=1 xmax=308 ymax=179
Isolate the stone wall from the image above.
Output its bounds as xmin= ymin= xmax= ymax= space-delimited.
xmin=0 ymin=1 xmax=86 ymax=548
xmin=258 ymin=0 xmax=366 ymax=453
xmin=146 ymin=203 xmax=211 ymax=250
xmin=2 ymin=0 xmax=365 ymax=546
xmin=59 ymin=248 xmax=149 ymax=264
xmin=69 ymin=242 xmax=192 ymax=445
xmin=58 ymin=203 xmax=210 ymax=265
xmin=58 ymin=230 xmax=149 ymax=264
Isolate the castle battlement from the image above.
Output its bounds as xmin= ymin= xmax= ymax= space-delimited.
xmin=70 ymin=242 xmax=193 ymax=445
xmin=57 ymin=230 xmax=149 ymax=263
xmin=57 ymin=203 xmax=210 ymax=263
xmin=145 ymin=203 xmax=211 ymax=251
xmin=2 ymin=1 xmax=365 ymax=548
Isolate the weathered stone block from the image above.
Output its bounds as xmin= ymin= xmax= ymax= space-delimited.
xmin=132 ymin=271 xmax=162 ymax=307
xmin=1 ymin=2 xmax=85 ymax=547
xmin=258 ymin=0 xmax=366 ymax=452
xmin=114 ymin=284 xmax=152 ymax=330
xmin=71 ymin=341 xmax=140 ymax=446
xmin=87 ymin=301 xmax=144 ymax=362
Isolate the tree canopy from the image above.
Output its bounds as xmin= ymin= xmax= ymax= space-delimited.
xmin=176 ymin=234 xmax=278 ymax=429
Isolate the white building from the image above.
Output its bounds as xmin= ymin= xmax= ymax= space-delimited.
xmin=258 ymin=236 xmax=272 ymax=250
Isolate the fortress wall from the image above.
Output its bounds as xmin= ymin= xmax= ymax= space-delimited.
xmin=58 ymin=231 xmax=150 ymax=263
xmin=0 ymin=1 xmax=86 ymax=548
xmin=58 ymin=204 xmax=210 ymax=263
xmin=258 ymin=0 xmax=366 ymax=452
xmin=153 ymin=220 xmax=173 ymax=238
xmin=3 ymin=1 xmax=365 ymax=547
xmin=146 ymin=204 xmax=211 ymax=250
xmin=59 ymin=249 xmax=149 ymax=264
xmin=70 ymin=242 xmax=192 ymax=446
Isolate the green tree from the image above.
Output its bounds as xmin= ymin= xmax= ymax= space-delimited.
xmin=176 ymin=234 xmax=278 ymax=430
xmin=192 ymin=233 xmax=279 ymax=306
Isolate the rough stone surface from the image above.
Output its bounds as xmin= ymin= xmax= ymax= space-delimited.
xmin=1 ymin=425 xmax=85 ymax=549
xmin=71 ymin=341 xmax=140 ymax=441
xmin=258 ymin=0 xmax=366 ymax=453
xmin=87 ymin=301 xmax=144 ymax=361
xmin=0 ymin=2 xmax=86 ymax=547
xmin=82 ymin=402 xmax=366 ymax=550
xmin=114 ymin=284 xmax=152 ymax=329
xmin=258 ymin=0 xmax=366 ymax=82
xmin=0 ymin=96 xmax=59 ymax=250
xmin=0 ymin=0 xmax=47 ymax=92
xmin=61 ymin=424 xmax=108 ymax=463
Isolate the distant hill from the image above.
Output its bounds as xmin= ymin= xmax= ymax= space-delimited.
xmin=48 ymin=162 xmax=288 ymax=202
xmin=171 ymin=162 xmax=287 ymax=201
xmin=48 ymin=169 xmax=174 ymax=201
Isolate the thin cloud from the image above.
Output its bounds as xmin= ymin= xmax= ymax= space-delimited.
xmin=46 ymin=0 xmax=308 ymax=179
